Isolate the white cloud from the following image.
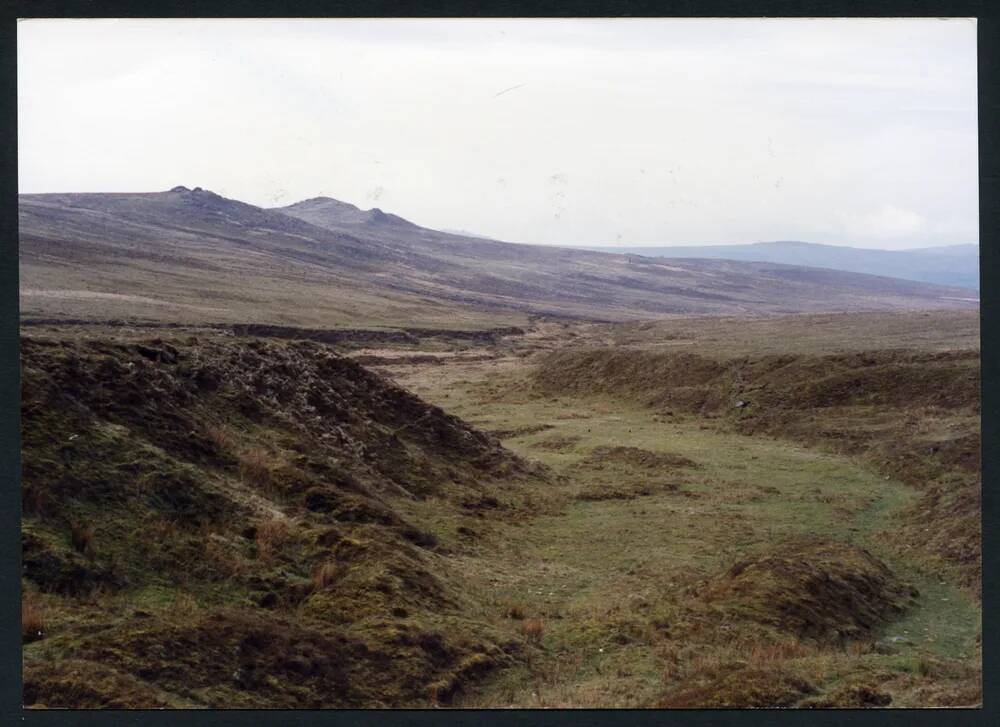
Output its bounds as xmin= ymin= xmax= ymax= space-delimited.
xmin=17 ymin=18 xmax=978 ymax=249
xmin=844 ymin=205 xmax=928 ymax=241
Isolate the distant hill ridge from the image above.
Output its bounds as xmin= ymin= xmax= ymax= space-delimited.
xmin=17 ymin=186 xmax=980 ymax=328
xmin=581 ymin=240 xmax=979 ymax=291
xmin=280 ymin=196 xmax=419 ymax=230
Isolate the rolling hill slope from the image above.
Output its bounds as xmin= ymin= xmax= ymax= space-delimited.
xmin=274 ymin=197 xmax=978 ymax=316
xmin=583 ymin=241 xmax=980 ymax=291
xmin=18 ymin=188 xmax=978 ymax=328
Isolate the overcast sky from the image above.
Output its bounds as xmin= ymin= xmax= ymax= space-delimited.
xmin=18 ymin=18 xmax=978 ymax=250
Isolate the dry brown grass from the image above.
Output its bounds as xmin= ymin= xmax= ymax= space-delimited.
xmin=147 ymin=517 xmax=179 ymax=543
xmin=697 ymin=539 xmax=918 ymax=644
xmin=659 ymin=632 xmax=838 ymax=681
xmin=69 ymin=521 xmax=93 ymax=556
xmin=205 ymin=423 xmax=234 ymax=453
xmin=918 ymin=656 xmax=934 ymax=678
xmin=656 ymin=632 xmax=892 ymax=708
xmin=24 ymin=659 xmax=174 ymax=709
xmin=312 ymin=562 xmax=340 ymax=591
xmin=529 ymin=435 xmax=582 ymax=452
xmin=22 ymin=595 xmax=45 ymax=642
xmin=659 ymin=663 xmax=818 ymax=708
xmin=238 ymin=447 xmax=274 ymax=486
xmin=600 ymin=311 xmax=979 ymax=359
xmin=845 ymin=640 xmax=875 ymax=657
xmin=22 ymin=481 xmax=52 ymax=516
xmin=77 ymin=581 xmax=115 ymax=608
xmin=521 ymin=618 xmax=545 ymax=644
xmin=745 ymin=639 xmax=820 ymax=665
xmin=505 ymin=604 xmax=527 ymax=620
xmin=166 ymin=593 xmax=202 ymax=622
xmin=202 ymin=536 xmax=247 ymax=579
xmin=254 ymin=517 xmax=290 ymax=562
xmin=679 ymin=649 xmax=745 ymax=679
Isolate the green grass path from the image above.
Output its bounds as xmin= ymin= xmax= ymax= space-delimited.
xmin=422 ymin=388 xmax=980 ymax=706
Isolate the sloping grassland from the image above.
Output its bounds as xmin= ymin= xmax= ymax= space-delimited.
xmin=21 ymin=334 xmax=547 ymax=708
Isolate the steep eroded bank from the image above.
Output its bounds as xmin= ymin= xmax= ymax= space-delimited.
xmin=21 ymin=334 xmax=547 ymax=708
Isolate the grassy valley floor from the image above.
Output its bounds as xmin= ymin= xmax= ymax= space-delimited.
xmin=386 ymin=341 xmax=981 ymax=708
xmin=21 ymin=311 xmax=982 ymax=708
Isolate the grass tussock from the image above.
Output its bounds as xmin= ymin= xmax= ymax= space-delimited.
xmin=22 ymin=595 xmax=45 ymax=643
xmin=529 ymin=435 xmax=581 ymax=452
xmin=22 ymin=481 xmax=52 ymax=517
xmin=165 ymin=593 xmax=202 ymax=622
xmin=744 ymin=639 xmax=821 ymax=665
xmin=201 ymin=536 xmax=247 ymax=579
xmin=521 ymin=619 xmax=545 ymax=644
xmin=698 ymin=539 xmax=918 ymax=644
xmin=254 ymin=517 xmax=290 ymax=562
xmin=69 ymin=522 xmax=94 ymax=556
xmin=505 ymin=604 xmax=526 ymax=620
xmin=24 ymin=660 xmax=174 ymax=709
xmin=583 ymin=445 xmax=698 ymax=471
xmin=312 ymin=562 xmax=340 ymax=591
xmin=205 ymin=423 xmax=235 ymax=453
xmin=659 ymin=663 xmax=818 ymax=708
xmin=237 ymin=447 xmax=275 ymax=486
